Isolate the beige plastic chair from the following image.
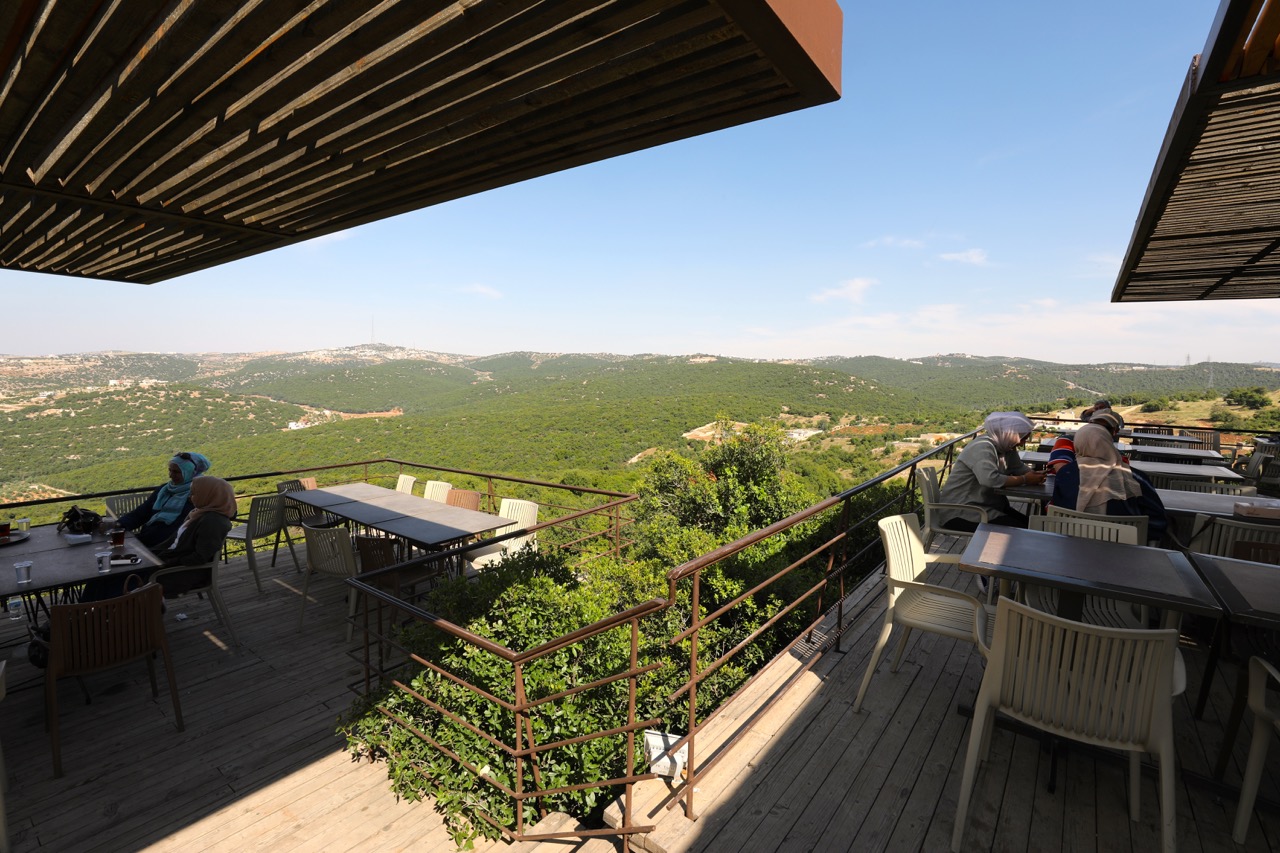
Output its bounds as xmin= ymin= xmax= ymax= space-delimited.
xmin=395 ymin=474 xmax=417 ymax=495
xmin=1188 ymin=513 xmax=1280 ymax=557
xmin=952 ymin=597 xmax=1178 ymax=853
xmin=1261 ymin=458 xmax=1280 ymax=495
xmin=1166 ymin=479 xmax=1258 ymax=496
xmin=445 ymin=489 xmax=482 ymax=511
xmin=853 ymin=514 xmax=990 ymax=714
xmin=226 ymin=494 xmax=300 ymax=592
xmin=299 ymin=524 xmax=360 ymax=642
xmin=1143 ymin=472 xmax=1176 ymax=490
xmin=464 ymin=499 xmax=540 ymax=570
xmin=1233 ymin=656 xmax=1280 ymax=843
xmin=1045 ymin=504 xmax=1150 ymax=545
xmin=151 ymin=561 xmax=238 ymax=648
xmin=916 ymin=467 xmax=991 ymax=550
xmin=1024 ymin=516 xmax=1145 ymax=630
xmin=103 ymin=492 xmax=148 ymax=520
xmin=422 ymin=480 xmax=452 ymax=503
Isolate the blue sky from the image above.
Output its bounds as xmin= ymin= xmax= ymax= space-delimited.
xmin=5 ymin=0 xmax=1276 ymax=365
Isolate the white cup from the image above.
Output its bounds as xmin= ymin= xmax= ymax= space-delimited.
xmin=14 ymin=561 xmax=31 ymax=584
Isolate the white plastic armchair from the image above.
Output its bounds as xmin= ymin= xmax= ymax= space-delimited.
xmin=464 ymin=499 xmax=540 ymax=571
xmin=395 ymin=474 xmax=417 ymax=494
xmin=104 ymin=492 xmax=149 ymax=520
xmin=952 ymin=597 xmax=1178 ymax=853
xmin=1233 ymin=656 xmax=1280 ymax=843
xmin=1189 ymin=513 xmax=1280 ymax=557
xmin=1045 ymin=504 xmax=1149 ymax=545
xmin=916 ymin=467 xmax=990 ymax=550
xmin=422 ymin=480 xmax=452 ymax=503
xmin=299 ymin=524 xmax=360 ymax=642
xmin=852 ymin=514 xmax=990 ymax=714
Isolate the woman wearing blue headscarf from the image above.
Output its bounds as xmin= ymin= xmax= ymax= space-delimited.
xmin=113 ymin=452 xmax=212 ymax=548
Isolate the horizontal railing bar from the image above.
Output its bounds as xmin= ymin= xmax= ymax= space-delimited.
xmin=521 ymin=661 xmax=666 ymax=711
xmin=517 ymin=772 xmax=662 ymax=800
xmin=393 ymin=682 xmax=514 ymax=755
xmin=377 ymin=708 xmax=519 ymax=798
xmin=518 ymin=717 xmax=662 ymax=758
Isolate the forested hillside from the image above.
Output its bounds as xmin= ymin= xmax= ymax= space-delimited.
xmin=817 ymin=354 xmax=1280 ymax=410
xmin=5 ymin=346 xmax=1278 ymax=504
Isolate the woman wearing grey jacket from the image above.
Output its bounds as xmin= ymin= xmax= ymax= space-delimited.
xmin=938 ymin=411 xmax=1046 ymax=531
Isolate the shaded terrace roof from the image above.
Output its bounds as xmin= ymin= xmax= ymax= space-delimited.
xmin=0 ymin=0 xmax=841 ymax=285
xmin=1114 ymin=0 xmax=1280 ymax=302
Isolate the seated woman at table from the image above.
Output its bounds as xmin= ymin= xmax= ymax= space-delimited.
xmin=938 ymin=411 xmax=1046 ymax=532
xmin=82 ymin=476 xmax=237 ymax=601
xmin=114 ymin=451 xmax=211 ymax=548
xmin=1051 ymin=423 xmax=1169 ymax=541
xmin=1089 ymin=409 xmax=1125 ymax=440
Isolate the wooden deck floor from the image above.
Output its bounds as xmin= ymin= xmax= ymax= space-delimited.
xmin=0 ymin=544 xmax=512 ymax=853
xmin=6 ymin=534 xmax=1280 ymax=852
xmin=609 ymin=534 xmax=1280 ymax=853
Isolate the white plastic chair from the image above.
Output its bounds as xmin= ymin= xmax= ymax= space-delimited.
xmin=917 ymin=467 xmax=991 ymax=550
xmin=226 ymin=494 xmax=299 ymax=592
xmin=464 ymin=499 xmax=540 ymax=571
xmin=151 ymin=561 xmax=238 ymax=648
xmin=422 ymin=480 xmax=452 ymax=503
xmin=1233 ymin=656 xmax=1280 ymax=843
xmin=395 ymin=474 xmax=417 ymax=495
xmin=1045 ymin=504 xmax=1150 ymax=545
xmin=852 ymin=514 xmax=990 ymax=713
xmin=1166 ymin=479 xmax=1258 ymax=496
xmin=299 ymin=524 xmax=360 ymax=642
xmin=1189 ymin=513 xmax=1280 ymax=557
xmin=104 ymin=492 xmax=148 ymax=520
xmin=952 ymin=597 xmax=1178 ymax=853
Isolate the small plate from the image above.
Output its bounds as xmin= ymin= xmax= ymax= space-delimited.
xmin=0 ymin=530 xmax=30 ymax=546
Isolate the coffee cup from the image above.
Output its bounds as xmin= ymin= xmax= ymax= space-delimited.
xmin=109 ymin=528 xmax=126 ymax=548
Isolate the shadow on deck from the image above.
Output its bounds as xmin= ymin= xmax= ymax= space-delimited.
xmin=0 ymin=542 xmax=512 ymax=852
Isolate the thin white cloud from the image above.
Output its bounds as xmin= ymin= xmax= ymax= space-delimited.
xmin=459 ymin=284 xmax=502 ymax=300
xmin=862 ymin=235 xmax=925 ymax=249
xmin=940 ymin=248 xmax=988 ymax=265
xmin=811 ymin=278 xmax=876 ymax=304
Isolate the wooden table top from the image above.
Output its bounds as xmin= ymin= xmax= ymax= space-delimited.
xmin=0 ymin=525 xmax=159 ymax=598
xmin=959 ymin=524 xmax=1221 ymax=618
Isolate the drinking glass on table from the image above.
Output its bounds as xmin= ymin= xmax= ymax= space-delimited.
xmin=14 ymin=561 xmax=32 ymax=584
xmin=7 ymin=596 xmax=21 ymax=620
xmin=109 ymin=527 xmax=126 ymax=549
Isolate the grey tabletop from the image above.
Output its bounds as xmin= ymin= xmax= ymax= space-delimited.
xmin=284 ymin=484 xmax=508 ymax=547
xmin=0 ymin=525 xmax=159 ymax=598
xmin=1037 ymin=438 xmax=1222 ymax=463
xmin=1020 ymin=451 xmax=1242 ymax=481
xmin=959 ymin=524 xmax=1221 ymax=618
xmin=1156 ymin=489 xmax=1280 ymax=519
xmin=1191 ymin=553 xmax=1280 ymax=630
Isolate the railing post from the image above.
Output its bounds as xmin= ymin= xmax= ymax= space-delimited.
xmin=685 ymin=570 xmax=700 ymax=819
xmin=513 ymin=661 xmax=525 ymax=839
xmin=625 ymin=617 xmax=640 ymax=851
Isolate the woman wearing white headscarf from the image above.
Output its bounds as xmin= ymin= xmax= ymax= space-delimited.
xmin=938 ymin=412 xmax=1045 ymax=531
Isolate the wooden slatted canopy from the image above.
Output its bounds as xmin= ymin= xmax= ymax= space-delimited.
xmin=1114 ymin=0 xmax=1280 ymax=301
xmin=0 ymin=0 xmax=841 ymax=285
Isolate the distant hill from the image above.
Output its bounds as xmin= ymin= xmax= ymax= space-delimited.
xmin=5 ymin=345 xmax=1278 ymax=498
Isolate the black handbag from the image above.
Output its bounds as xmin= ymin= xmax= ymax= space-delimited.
xmin=56 ymin=505 xmax=102 ymax=535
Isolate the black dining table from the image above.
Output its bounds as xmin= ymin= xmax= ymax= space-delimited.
xmin=959 ymin=524 xmax=1221 ymax=625
xmin=285 ymin=482 xmax=510 ymax=548
xmin=0 ymin=525 xmax=160 ymax=622
xmin=1189 ymin=553 xmax=1280 ymax=778
xmin=1020 ymin=450 xmax=1243 ymax=482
